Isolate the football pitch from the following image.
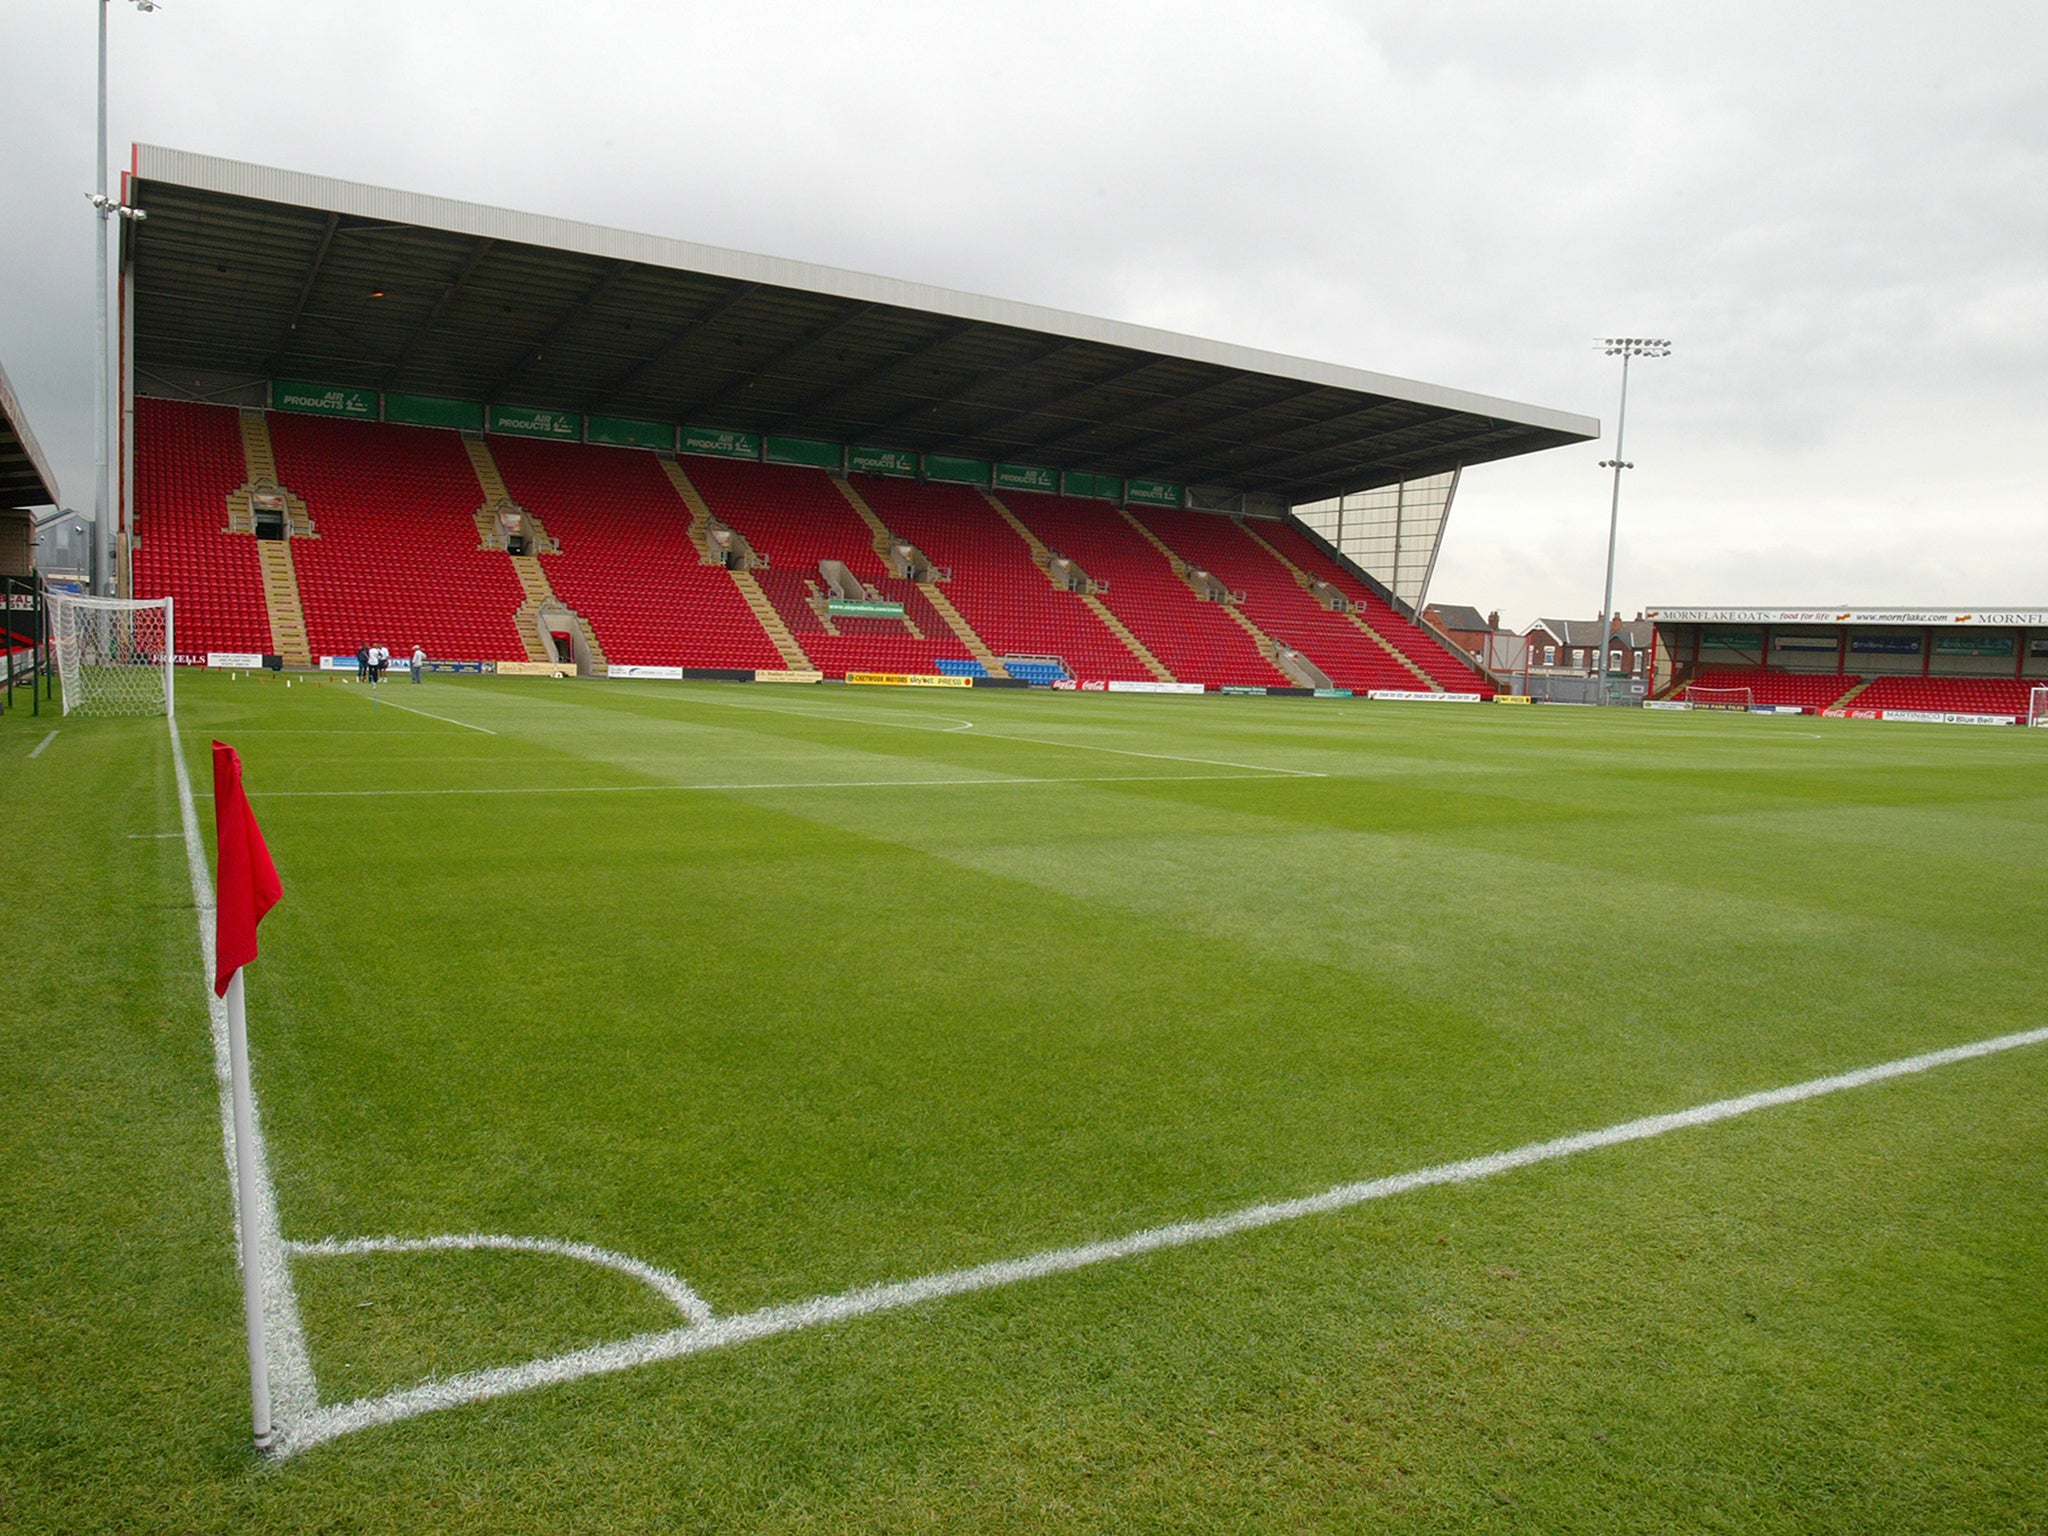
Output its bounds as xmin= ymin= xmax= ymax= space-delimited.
xmin=5 ymin=674 xmax=2046 ymax=1532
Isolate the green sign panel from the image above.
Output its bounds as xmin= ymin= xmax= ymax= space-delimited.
xmin=587 ymin=414 xmax=674 ymax=451
xmin=827 ymin=599 xmax=906 ymax=619
xmin=1126 ymin=477 xmax=1184 ymax=508
xmin=382 ymin=392 xmax=485 ymax=431
xmin=1702 ymin=630 xmax=1763 ymax=651
xmin=764 ymin=435 xmax=843 ymax=471
xmin=924 ymin=454 xmax=991 ymax=486
xmin=489 ymin=404 xmax=582 ymax=441
xmin=273 ymin=380 xmax=377 ymax=419
xmin=994 ymin=462 xmax=1057 ymax=494
xmin=1934 ymin=632 xmax=2014 ymax=657
xmin=850 ymin=446 xmax=918 ymax=477
xmin=680 ymin=425 xmax=760 ymax=460
xmin=1061 ymin=470 xmax=1124 ymax=502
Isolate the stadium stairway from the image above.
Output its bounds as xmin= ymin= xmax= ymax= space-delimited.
xmin=1233 ymin=518 xmax=1442 ymax=693
xmin=265 ymin=412 xmax=531 ymax=662
xmin=1255 ymin=518 xmax=1494 ymax=696
xmin=231 ymin=409 xmax=316 ymax=669
xmin=978 ymin=489 xmax=1176 ymax=682
xmin=461 ymin=436 xmax=606 ymax=671
xmin=685 ymin=457 xmax=957 ymax=677
xmin=132 ymin=398 xmax=275 ymax=658
xmin=1117 ymin=507 xmax=1295 ymax=687
xmin=657 ymin=458 xmax=818 ymax=674
xmin=832 ymin=476 xmax=1009 ymax=678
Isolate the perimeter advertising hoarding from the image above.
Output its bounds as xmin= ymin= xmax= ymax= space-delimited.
xmin=924 ymin=455 xmax=992 ymax=487
xmin=764 ymin=435 xmax=842 ymax=471
xmin=846 ymin=672 xmax=973 ymax=688
xmin=384 ymin=392 xmax=486 ymax=431
xmin=587 ymin=415 xmax=674 ymax=451
xmin=993 ymin=463 xmax=1057 ymax=494
xmin=680 ymin=426 xmax=761 ymax=460
xmin=489 ymin=405 xmax=582 ymax=441
xmin=272 ymin=381 xmax=376 ymax=419
xmin=849 ymin=447 xmax=917 ymax=477
xmin=1125 ymin=478 xmax=1184 ymax=508
xmin=1061 ymin=471 xmax=1124 ymax=502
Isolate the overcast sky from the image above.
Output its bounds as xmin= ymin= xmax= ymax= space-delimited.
xmin=3 ymin=0 xmax=2043 ymax=626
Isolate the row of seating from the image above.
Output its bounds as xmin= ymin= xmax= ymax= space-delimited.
xmin=1685 ymin=668 xmax=1862 ymax=710
xmin=130 ymin=399 xmax=1501 ymax=694
xmin=1854 ymin=675 xmax=2038 ymax=716
xmin=131 ymin=398 xmax=275 ymax=655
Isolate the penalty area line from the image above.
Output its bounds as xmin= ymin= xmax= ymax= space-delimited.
xmin=274 ymin=1021 xmax=2048 ymax=1458
xmin=29 ymin=730 xmax=58 ymax=758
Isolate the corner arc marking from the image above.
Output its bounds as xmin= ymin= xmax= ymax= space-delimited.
xmin=285 ymin=1233 xmax=713 ymax=1326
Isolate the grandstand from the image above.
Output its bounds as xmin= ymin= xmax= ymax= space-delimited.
xmin=115 ymin=146 xmax=1592 ymax=691
xmin=1648 ymin=607 xmax=2048 ymax=722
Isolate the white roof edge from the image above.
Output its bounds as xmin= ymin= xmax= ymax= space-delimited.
xmin=1647 ymin=607 xmax=2048 ymax=626
xmin=0 ymin=354 xmax=60 ymax=508
xmin=133 ymin=145 xmax=1600 ymax=442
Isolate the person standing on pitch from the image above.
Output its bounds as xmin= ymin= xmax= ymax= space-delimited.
xmin=410 ymin=643 xmax=425 ymax=684
xmin=356 ymin=642 xmax=369 ymax=683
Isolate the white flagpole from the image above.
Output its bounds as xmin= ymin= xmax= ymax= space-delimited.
xmin=224 ymin=968 xmax=273 ymax=1448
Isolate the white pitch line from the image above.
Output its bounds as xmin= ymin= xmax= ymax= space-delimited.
xmin=362 ymin=693 xmax=497 ymax=734
xmin=224 ymin=771 xmax=1299 ymax=799
xmin=970 ymin=727 xmax=1325 ymax=778
xmin=29 ymin=730 xmax=57 ymax=758
xmin=273 ymin=1021 xmax=2048 ymax=1458
xmin=678 ymin=693 xmax=979 ymax=734
xmin=677 ymin=690 xmax=1317 ymax=775
xmin=168 ymin=720 xmax=320 ymax=1432
xmin=286 ymin=1234 xmax=712 ymax=1326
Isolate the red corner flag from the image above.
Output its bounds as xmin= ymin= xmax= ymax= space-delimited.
xmin=212 ymin=741 xmax=282 ymax=997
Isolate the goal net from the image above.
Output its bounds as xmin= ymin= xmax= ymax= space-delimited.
xmin=2030 ymin=685 xmax=2048 ymax=728
xmin=1685 ymin=684 xmax=1754 ymax=711
xmin=48 ymin=593 xmax=174 ymax=717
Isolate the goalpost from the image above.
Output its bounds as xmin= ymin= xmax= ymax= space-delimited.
xmin=48 ymin=593 xmax=175 ymax=717
xmin=2030 ymin=685 xmax=2048 ymax=728
xmin=1685 ymin=684 xmax=1754 ymax=711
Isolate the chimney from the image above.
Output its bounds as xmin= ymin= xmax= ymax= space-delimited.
xmin=1487 ymin=611 xmax=1500 ymax=631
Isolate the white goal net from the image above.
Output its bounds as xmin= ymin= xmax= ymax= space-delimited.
xmin=48 ymin=593 xmax=174 ymax=717
xmin=2030 ymin=685 xmax=2048 ymax=728
xmin=1685 ymin=684 xmax=1754 ymax=711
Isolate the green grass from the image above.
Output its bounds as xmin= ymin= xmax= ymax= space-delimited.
xmin=4 ymin=673 xmax=2045 ymax=1532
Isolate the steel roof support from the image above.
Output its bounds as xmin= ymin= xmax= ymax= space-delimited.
xmin=380 ymin=238 xmax=496 ymax=389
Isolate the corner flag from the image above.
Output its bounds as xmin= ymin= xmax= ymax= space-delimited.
xmin=212 ymin=741 xmax=281 ymax=997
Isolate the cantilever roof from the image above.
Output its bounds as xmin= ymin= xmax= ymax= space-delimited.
xmin=126 ymin=145 xmax=1598 ymax=506
xmin=0 ymin=356 xmax=59 ymax=509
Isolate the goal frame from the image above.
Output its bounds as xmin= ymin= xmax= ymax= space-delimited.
xmin=2029 ymin=684 xmax=2048 ymax=728
xmin=1685 ymin=684 xmax=1754 ymax=711
xmin=47 ymin=592 xmax=175 ymax=718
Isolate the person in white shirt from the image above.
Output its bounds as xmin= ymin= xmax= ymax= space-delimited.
xmin=410 ymin=644 xmax=425 ymax=683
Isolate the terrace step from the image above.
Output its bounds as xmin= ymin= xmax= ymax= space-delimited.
xmin=830 ymin=475 xmax=899 ymax=565
xmin=915 ymin=581 xmax=1007 ymax=677
xmin=1831 ymin=677 xmax=1874 ymax=707
xmin=982 ymin=489 xmax=1175 ymax=682
xmin=225 ymin=409 xmax=316 ymax=538
xmin=728 ymin=567 xmax=816 ymax=672
xmin=461 ymin=436 xmax=600 ymax=668
xmin=1340 ymin=610 xmax=1440 ymax=690
xmin=657 ymin=457 xmax=723 ymax=562
xmin=254 ymin=539 xmax=313 ymax=668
